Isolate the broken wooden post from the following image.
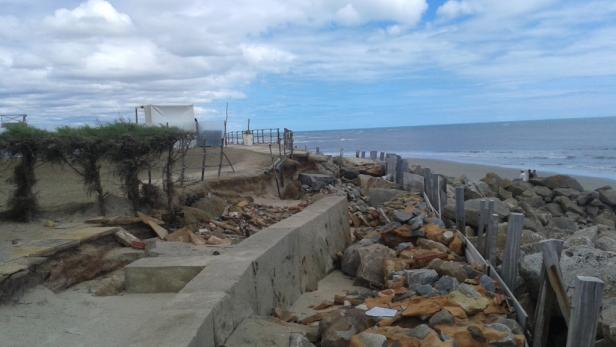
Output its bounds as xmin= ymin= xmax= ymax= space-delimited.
xmin=502 ymin=213 xmax=524 ymax=289
xmin=566 ymin=276 xmax=604 ymax=347
xmin=423 ymin=168 xmax=432 ymax=202
xmin=435 ymin=175 xmax=443 ymax=217
xmin=356 ymin=150 xmax=360 ymax=158
xmin=316 ymin=146 xmax=320 ymax=154
xmin=379 ymin=152 xmax=385 ymax=161
xmin=477 ymin=199 xmax=488 ymax=253
xmin=200 ymin=146 xmax=207 ymax=182
xmin=485 ymin=213 xmax=498 ymax=266
xmin=532 ymin=239 xmax=564 ymax=347
xmin=370 ymin=150 xmax=377 ymax=160
xmin=360 ymin=151 xmax=365 ymax=158
xmin=455 ymin=186 xmax=465 ymax=233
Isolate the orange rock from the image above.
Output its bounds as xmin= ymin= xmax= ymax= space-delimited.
xmin=402 ymin=297 xmax=448 ymax=318
xmin=424 ymin=224 xmax=444 ymax=242
xmin=483 ymin=302 xmax=508 ymax=315
xmin=365 ymin=295 xmax=393 ymax=309
xmin=448 ymin=235 xmax=464 ymax=255
xmin=384 ymin=258 xmax=411 ymax=280
xmin=443 ymin=305 xmax=467 ymax=319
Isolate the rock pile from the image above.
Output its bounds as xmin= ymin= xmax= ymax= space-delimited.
xmin=295 ymin=183 xmax=526 ymax=347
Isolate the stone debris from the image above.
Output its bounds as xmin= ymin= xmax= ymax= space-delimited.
xmin=275 ymin=175 xmax=526 ymax=347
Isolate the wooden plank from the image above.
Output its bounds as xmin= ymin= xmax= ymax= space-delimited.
xmin=566 ymin=276 xmax=604 ymax=347
xmin=485 ymin=213 xmax=498 ymax=266
xmin=542 ymin=240 xmax=571 ymax=325
xmin=532 ymin=239 xmax=564 ymax=347
xmin=137 ymin=212 xmax=169 ymax=239
xmin=114 ymin=229 xmax=145 ymax=249
xmin=502 ymin=213 xmax=524 ymax=289
xmin=455 ymin=186 xmax=465 ymax=233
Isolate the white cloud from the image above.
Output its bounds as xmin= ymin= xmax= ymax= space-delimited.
xmin=45 ymin=0 xmax=132 ymax=35
xmin=1 ymin=0 xmax=616 ymax=127
xmin=437 ymin=1 xmax=478 ymax=20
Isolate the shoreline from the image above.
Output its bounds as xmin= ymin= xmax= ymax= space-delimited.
xmin=406 ymin=157 xmax=616 ymax=191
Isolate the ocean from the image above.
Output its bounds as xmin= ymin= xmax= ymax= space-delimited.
xmin=294 ymin=117 xmax=616 ymax=180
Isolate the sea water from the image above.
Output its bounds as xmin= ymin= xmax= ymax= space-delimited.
xmin=294 ymin=117 xmax=616 ymax=180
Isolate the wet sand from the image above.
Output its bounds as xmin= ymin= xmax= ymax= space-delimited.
xmin=406 ymin=158 xmax=616 ymax=191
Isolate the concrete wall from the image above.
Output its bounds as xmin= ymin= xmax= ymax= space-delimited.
xmin=127 ymin=195 xmax=349 ymax=347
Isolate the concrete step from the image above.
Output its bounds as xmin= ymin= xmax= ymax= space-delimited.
xmin=125 ymin=256 xmax=214 ymax=293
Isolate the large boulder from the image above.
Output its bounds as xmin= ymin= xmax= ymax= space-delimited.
xmin=553 ymin=196 xmax=585 ymax=215
xmin=320 ymin=309 xmax=372 ymax=347
xmin=366 ymin=189 xmax=404 ymax=207
xmin=508 ymin=181 xmax=533 ymax=197
xmin=355 ymin=244 xmax=396 ymax=287
xmin=599 ymin=188 xmax=616 ymax=207
xmin=464 ymin=198 xmax=511 ymax=227
xmin=533 ymin=175 xmax=584 ymax=192
xmin=402 ymin=172 xmax=424 ymax=193
xmin=341 ymin=239 xmax=378 ymax=277
xmin=358 ymin=175 xmax=396 ymax=192
xmin=299 ymin=173 xmax=337 ymax=191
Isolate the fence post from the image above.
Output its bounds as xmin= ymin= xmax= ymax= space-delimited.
xmin=502 ymin=213 xmax=524 ymax=289
xmin=484 ymin=213 xmax=497 ymax=266
xmin=316 ymin=146 xmax=320 ymax=155
xmin=455 ymin=186 xmax=465 ymax=233
xmin=478 ymin=199 xmax=488 ymax=251
xmin=566 ymin=276 xmax=604 ymax=347
xmin=361 ymin=151 xmax=366 ymax=158
xmin=200 ymin=146 xmax=207 ymax=182
xmin=379 ymin=152 xmax=385 ymax=161
xmin=355 ymin=150 xmax=360 ymax=158
xmin=370 ymin=150 xmax=377 ymax=160
xmin=533 ymin=239 xmax=564 ymax=347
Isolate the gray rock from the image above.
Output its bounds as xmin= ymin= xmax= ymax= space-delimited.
xmin=486 ymin=323 xmax=516 ymax=347
xmin=599 ymin=188 xmax=616 ymax=207
xmin=553 ymin=196 xmax=585 ymax=215
xmin=404 ymin=269 xmax=439 ymax=290
xmin=428 ymin=259 xmax=478 ymax=282
xmin=428 ymin=309 xmax=454 ymax=327
xmin=480 ymin=274 xmax=496 ymax=293
xmin=348 ymin=332 xmax=386 ymax=347
xmin=355 ymin=244 xmax=396 ymax=287
xmin=417 ymin=238 xmax=449 ymax=253
xmin=407 ymin=324 xmax=434 ymax=340
xmin=409 ymin=215 xmax=424 ymax=230
xmin=534 ymin=185 xmax=554 ymax=199
xmin=433 ymin=275 xmax=459 ymax=294
xmin=366 ymin=188 xmax=404 ymax=206
xmin=299 ymin=173 xmax=337 ymax=191
xmin=415 ymin=284 xmax=435 ymax=296
xmin=341 ymin=239 xmax=377 ymax=277
xmin=596 ymin=236 xmax=616 ymax=252
xmin=508 ymin=181 xmax=533 ymax=196
xmin=534 ymin=175 xmax=584 ymax=192
xmin=518 ymin=190 xmax=545 ymax=208
xmin=289 ymin=333 xmax=316 ymax=347
xmin=554 ymin=188 xmax=581 ymax=199
xmin=395 ymin=242 xmax=414 ymax=252
xmin=551 ymin=216 xmax=578 ymax=232
xmin=393 ymin=210 xmax=413 ymax=223
xmin=545 ymin=202 xmax=564 ymax=216
xmin=319 ymin=309 xmax=372 ymax=347
xmin=493 ymin=317 xmax=524 ymax=335
xmin=577 ymin=191 xmax=599 ymax=206
xmin=402 ymin=172 xmax=425 ymax=193
xmin=464 ymin=198 xmax=511 ymax=227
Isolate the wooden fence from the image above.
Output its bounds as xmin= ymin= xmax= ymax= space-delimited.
xmin=356 ymin=149 xmax=607 ymax=347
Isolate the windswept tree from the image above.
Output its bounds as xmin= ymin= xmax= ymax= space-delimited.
xmin=47 ymin=126 xmax=110 ymax=216
xmin=105 ymin=122 xmax=190 ymax=214
xmin=0 ymin=124 xmax=50 ymax=221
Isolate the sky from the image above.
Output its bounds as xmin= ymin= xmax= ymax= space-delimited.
xmin=1 ymin=0 xmax=616 ymax=131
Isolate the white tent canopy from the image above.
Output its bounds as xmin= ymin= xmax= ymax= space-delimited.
xmin=143 ymin=105 xmax=195 ymax=132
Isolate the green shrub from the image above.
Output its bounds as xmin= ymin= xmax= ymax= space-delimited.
xmin=0 ymin=124 xmax=50 ymax=221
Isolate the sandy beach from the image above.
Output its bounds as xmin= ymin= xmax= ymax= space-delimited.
xmin=406 ymin=157 xmax=616 ymax=191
